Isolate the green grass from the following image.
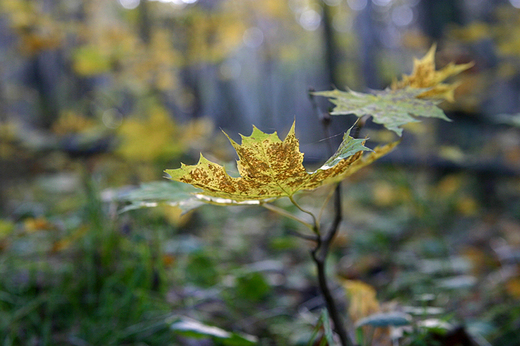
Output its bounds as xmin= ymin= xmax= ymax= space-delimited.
xmin=0 ymin=175 xmax=178 ymax=345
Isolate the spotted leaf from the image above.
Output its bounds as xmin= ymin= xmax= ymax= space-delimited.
xmin=164 ymin=122 xmax=397 ymax=203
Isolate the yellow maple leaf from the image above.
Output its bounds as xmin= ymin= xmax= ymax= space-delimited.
xmin=391 ymin=44 xmax=473 ymax=102
xmin=165 ymin=123 xmax=398 ymax=203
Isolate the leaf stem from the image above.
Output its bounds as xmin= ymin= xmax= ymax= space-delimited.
xmin=288 ymin=195 xmax=319 ymax=235
xmin=261 ymin=202 xmax=314 ymax=233
xmin=317 ymin=184 xmax=337 ymax=224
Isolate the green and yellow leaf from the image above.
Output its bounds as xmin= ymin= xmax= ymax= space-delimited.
xmin=314 ymin=88 xmax=449 ymax=136
xmin=391 ymin=44 xmax=473 ymax=102
xmin=165 ymin=123 xmax=397 ymax=203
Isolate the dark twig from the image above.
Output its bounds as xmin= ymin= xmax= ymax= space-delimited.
xmin=311 ymin=183 xmax=352 ymax=346
xmin=287 ymin=229 xmax=319 ymax=242
xmin=308 ymin=88 xmax=357 ymax=346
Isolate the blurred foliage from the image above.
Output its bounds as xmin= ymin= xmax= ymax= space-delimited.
xmin=116 ymin=102 xmax=184 ymax=162
xmin=1 ymin=0 xmax=520 ymax=345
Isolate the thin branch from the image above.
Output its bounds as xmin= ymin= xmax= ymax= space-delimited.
xmin=287 ymin=229 xmax=319 ymax=242
xmin=327 ymin=186 xmax=342 ymax=239
xmin=261 ymin=202 xmax=314 ymax=232
xmin=288 ymin=195 xmax=319 ymax=235
xmin=312 ymin=250 xmax=353 ymax=346
xmin=311 ymin=184 xmax=352 ymax=346
xmin=316 ymin=184 xmax=343 ymax=260
xmin=318 ymin=184 xmax=337 ymax=224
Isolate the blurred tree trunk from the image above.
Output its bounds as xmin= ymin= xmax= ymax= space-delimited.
xmin=138 ymin=0 xmax=151 ymax=44
xmin=321 ymin=2 xmax=340 ymax=89
xmin=216 ymin=78 xmax=247 ymax=130
xmin=260 ymin=35 xmax=275 ymax=129
xmin=357 ymin=0 xmax=380 ymax=89
xmin=180 ymin=13 xmax=204 ymax=120
xmin=28 ymin=54 xmax=58 ymax=129
xmin=418 ymin=0 xmax=463 ymax=41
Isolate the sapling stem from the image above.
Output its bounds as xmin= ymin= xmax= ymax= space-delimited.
xmin=307 ymin=88 xmax=363 ymax=346
xmin=312 ymin=184 xmax=354 ymax=346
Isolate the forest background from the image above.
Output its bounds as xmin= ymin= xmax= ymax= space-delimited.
xmin=1 ymin=0 xmax=520 ymax=345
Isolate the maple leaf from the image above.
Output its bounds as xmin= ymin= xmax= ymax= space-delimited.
xmin=164 ymin=123 xmax=397 ymax=203
xmin=391 ymin=44 xmax=473 ymax=102
xmin=314 ymin=88 xmax=449 ymax=136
